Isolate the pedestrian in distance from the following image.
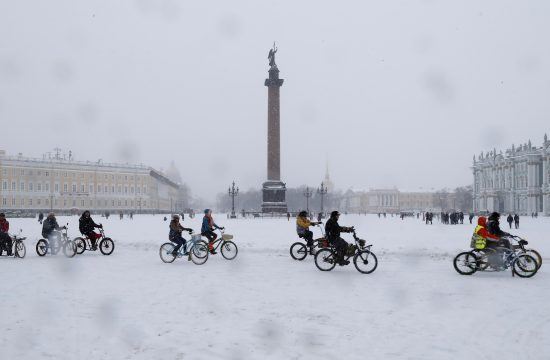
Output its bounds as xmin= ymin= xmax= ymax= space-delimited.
xmin=514 ymin=214 xmax=520 ymax=229
xmin=506 ymin=214 xmax=513 ymax=229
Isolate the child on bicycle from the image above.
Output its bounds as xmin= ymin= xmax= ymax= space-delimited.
xmin=169 ymin=214 xmax=193 ymax=256
xmin=201 ymin=209 xmax=224 ymax=254
xmin=296 ymin=211 xmax=321 ymax=248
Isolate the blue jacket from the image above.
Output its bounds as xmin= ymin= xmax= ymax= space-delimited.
xmin=201 ymin=216 xmax=219 ymax=234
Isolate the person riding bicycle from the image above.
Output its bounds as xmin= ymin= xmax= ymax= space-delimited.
xmin=169 ymin=214 xmax=193 ymax=256
xmin=0 ymin=213 xmax=12 ymax=256
xmin=471 ymin=216 xmax=499 ymax=250
xmin=201 ymin=209 xmax=224 ymax=254
xmin=485 ymin=212 xmax=514 ymax=269
xmin=296 ymin=211 xmax=321 ymax=248
xmin=325 ymin=210 xmax=353 ymax=265
xmin=79 ymin=210 xmax=103 ymax=251
xmin=486 ymin=212 xmax=512 ymax=249
xmin=42 ymin=212 xmax=66 ymax=249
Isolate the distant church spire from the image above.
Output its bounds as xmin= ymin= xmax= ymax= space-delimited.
xmin=323 ymin=158 xmax=334 ymax=192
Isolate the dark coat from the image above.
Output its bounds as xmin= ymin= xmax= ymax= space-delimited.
xmin=79 ymin=216 xmax=100 ymax=234
xmin=42 ymin=217 xmax=61 ymax=238
xmin=325 ymin=217 xmax=345 ymax=241
xmin=487 ymin=219 xmax=508 ymax=237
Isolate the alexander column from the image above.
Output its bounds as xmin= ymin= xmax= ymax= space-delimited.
xmin=262 ymin=43 xmax=287 ymax=213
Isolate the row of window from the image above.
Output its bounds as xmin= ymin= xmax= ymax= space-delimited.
xmin=2 ymin=181 xmax=147 ymax=195
xmin=1 ymin=168 xmax=148 ymax=182
xmin=1 ymin=197 xmax=148 ymax=208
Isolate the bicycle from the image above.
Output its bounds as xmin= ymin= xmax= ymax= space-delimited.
xmin=73 ymin=227 xmax=115 ymax=256
xmin=314 ymin=228 xmax=378 ymax=274
xmin=36 ymin=225 xmax=77 ymax=258
xmin=0 ymin=230 xmax=27 ymax=259
xmin=290 ymin=224 xmax=329 ymax=261
xmin=159 ymin=232 xmax=209 ymax=265
xmin=453 ymin=237 xmax=538 ymax=278
xmin=207 ymin=229 xmax=238 ymax=260
xmin=508 ymin=235 xmax=542 ymax=270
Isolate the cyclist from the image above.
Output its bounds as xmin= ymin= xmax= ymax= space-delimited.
xmin=79 ymin=210 xmax=103 ymax=251
xmin=325 ymin=211 xmax=354 ymax=265
xmin=201 ymin=209 xmax=224 ymax=254
xmin=486 ymin=212 xmax=511 ymax=249
xmin=471 ymin=216 xmax=499 ymax=249
xmin=42 ymin=212 xmax=66 ymax=250
xmin=296 ymin=211 xmax=321 ymax=249
xmin=0 ymin=213 xmax=12 ymax=256
xmin=169 ymin=214 xmax=193 ymax=256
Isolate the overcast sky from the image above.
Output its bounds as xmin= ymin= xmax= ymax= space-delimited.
xmin=1 ymin=0 xmax=549 ymax=201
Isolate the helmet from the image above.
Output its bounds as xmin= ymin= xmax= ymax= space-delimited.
xmin=330 ymin=211 xmax=340 ymax=218
xmin=298 ymin=210 xmax=308 ymax=217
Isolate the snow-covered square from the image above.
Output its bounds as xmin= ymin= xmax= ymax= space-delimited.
xmin=1 ymin=214 xmax=548 ymax=359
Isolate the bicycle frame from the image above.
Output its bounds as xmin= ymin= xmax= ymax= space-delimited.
xmin=178 ymin=234 xmax=204 ymax=255
xmin=210 ymin=229 xmax=234 ymax=251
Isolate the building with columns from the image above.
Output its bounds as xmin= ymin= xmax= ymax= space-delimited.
xmin=472 ymin=136 xmax=550 ymax=215
xmin=0 ymin=150 xmax=179 ymax=214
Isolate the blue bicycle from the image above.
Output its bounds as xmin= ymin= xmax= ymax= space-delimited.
xmin=159 ymin=233 xmax=209 ymax=265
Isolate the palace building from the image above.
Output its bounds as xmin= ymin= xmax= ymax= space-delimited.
xmin=0 ymin=150 xmax=179 ymax=214
xmin=472 ymin=135 xmax=550 ymax=215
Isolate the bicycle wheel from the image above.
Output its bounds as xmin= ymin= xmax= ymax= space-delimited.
xmin=99 ymin=238 xmax=115 ymax=255
xmin=513 ymin=254 xmax=538 ymax=278
xmin=190 ymin=242 xmax=209 ymax=265
xmin=194 ymin=241 xmax=209 ymax=259
xmin=453 ymin=252 xmax=478 ymax=275
xmin=290 ymin=242 xmax=308 ymax=261
xmin=525 ymin=249 xmax=542 ymax=269
xmin=160 ymin=243 xmax=176 ymax=263
xmin=15 ymin=241 xmax=26 ymax=258
xmin=353 ymin=250 xmax=378 ymax=274
xmin=314 ymin=248 xmax=337 ymax=272
xmin=36 ymin=239 xmax=49 ymax=256
xmin=220 ymin=241 xmax=238 ymax=260
xmin=63 ymin=241 xmax=76 ymax=258
xmin=74 ymin=237 xmax=86 ymax=255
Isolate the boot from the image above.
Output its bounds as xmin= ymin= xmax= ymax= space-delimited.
xmin=209 ymin=243 xmax=217 ymax=254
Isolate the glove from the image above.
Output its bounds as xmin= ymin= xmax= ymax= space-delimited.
xmin=188 ymin=230 xmax=193 ymax=234
xmin=221 ymin=227 xmax=225 ymax=230
xmin=99 ymin=224 xmax=103 ymax=228
xmin=62 ymin=226 xmax=67 ymax=230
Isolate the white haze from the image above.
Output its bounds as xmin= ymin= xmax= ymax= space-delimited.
xmin=1 ymin=0 xmax=549 ymax=201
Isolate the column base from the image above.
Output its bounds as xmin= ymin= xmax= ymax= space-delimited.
xmin=262 ymin=180 xmax=287 ymax=213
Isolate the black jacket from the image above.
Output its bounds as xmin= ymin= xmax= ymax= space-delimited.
xmin=487 ymin=219 xmax=508 ymax=237
xmin=79 ymin=216 xmax=100 ymax=234
xmin=42 ymin=218 xmax=61 ymax=238
xmin=507 ymin=215 xmax=513 ymax=223
xmin=325 ymin=217 xmax=346 ymax=241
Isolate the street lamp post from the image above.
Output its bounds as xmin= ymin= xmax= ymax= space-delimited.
xmin=303 ymin=186 xmax=313 ymax=214
xmin=317 ymin=182 xmax=328 ymax=217
xmin=228 ymin=181 xmax=239 ymax=218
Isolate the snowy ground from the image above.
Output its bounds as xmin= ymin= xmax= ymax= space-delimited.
xmin=1 ymin=214 xmax=549 ymax=359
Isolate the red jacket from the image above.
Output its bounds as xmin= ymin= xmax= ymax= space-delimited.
xmin=0 ymin=218 xmax=9 ymax=233
xmin=475 ymin=217 xmax=499 ymax=241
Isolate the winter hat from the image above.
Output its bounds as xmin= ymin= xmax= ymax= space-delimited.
xmin=204 ymin=209 xmax=210 ymax=214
